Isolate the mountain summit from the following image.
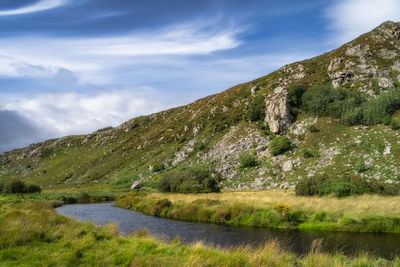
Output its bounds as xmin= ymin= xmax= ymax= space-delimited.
xmin=1 ymin=21 xmax=400 ymax=191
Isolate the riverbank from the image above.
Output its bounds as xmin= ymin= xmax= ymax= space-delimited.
xmin=116 ymin=190 xmax=400 ymax=233
xmin=1 ymin=200 xmax=399 ymax=266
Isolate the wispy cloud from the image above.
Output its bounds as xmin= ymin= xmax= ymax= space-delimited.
xmin=0 ymin=21 xmax=242 ymax=84
xmin=0 ymin=0 xmax=68 ymax=16
xmin=325 ymin=0 xmax=400 ymax=44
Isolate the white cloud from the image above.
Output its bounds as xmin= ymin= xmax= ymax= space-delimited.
xmin=1 ymin=89 xmax=175 ymax=138
xmin=0 ymin=0 xmax=68 ymax=16
xmin=0 ymin=22 xmax=241 ymax=84
xmin=325 ymin=0 xmax=400 ymax=44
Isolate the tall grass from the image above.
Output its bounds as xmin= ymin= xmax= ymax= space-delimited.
xmin=1 ymin=201 xmax=399 ymax=266
xmin=116 ymin=190 xmax=400 ymax=233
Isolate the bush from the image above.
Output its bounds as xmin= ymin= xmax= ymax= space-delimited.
xmin=355 ymin=159 xmax=367 ymax=173
xmin=238 ymin=153 xmax=258 ymax=170
xmin=153 ymin=163 xmax=165 ymax=172
xmin=6 ymin=179 xmax=26 ymax=194
xmin=296 ymin=175 xmax=400 ymax=197
xmin=269 ymin=136 xmax=291 ymax=156
xmin=25 ymin=183 xmax=42 ymax=193
xmin=193 ymin=142 xmax=206 ymax=154
xmin=0 ymin=181 xmax=4 ymax=193
xmin=301 ymin=85 xmax=400 ymax=126
xmin=301 ymin=148 xmax=319 ymax=158
xmin=245 ymin=96 xmax=265 ymax=122
xmin=158 ymin=167 xmax=220 ymax=193
xmin=79 ymin=192 xmax=91 ymax=203
xmin=306 ymin=124 xmax=318 ymax=133
xmin=288 ymin=85 xmax=305 ymax=118
xmin=362 ymin=88 xmax=400 ymax=125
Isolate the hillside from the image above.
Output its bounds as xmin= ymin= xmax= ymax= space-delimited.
xmin=1 ymin=21 xmax=400 ymax=191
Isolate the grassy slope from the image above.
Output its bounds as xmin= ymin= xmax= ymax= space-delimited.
xmin=1 ymin=200 xmax=400 ymax=266
xmin=0 ymin=22 xmax=399 ymax=190
xmin=116 ymin=190 xmax=400 ymax=233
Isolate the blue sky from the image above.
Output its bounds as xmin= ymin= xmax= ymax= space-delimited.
xmin=0 ymin=0 xmax=399 ymax=152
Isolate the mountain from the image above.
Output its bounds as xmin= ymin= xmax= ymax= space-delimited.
xmin=1 ymin=21 xmax=400 ymax=191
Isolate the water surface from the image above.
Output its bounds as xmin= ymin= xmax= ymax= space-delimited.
xmin=56 ymin=202 xmax=400 ymax=259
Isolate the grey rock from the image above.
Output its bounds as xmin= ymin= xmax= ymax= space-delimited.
xmin=264 ymin=87 xmax=293 ymax=133
xmin=378 ymin=77 xmax=394 ymax=89
xmin=392 ymin=61 xmax=400 ymax=72
xmin=130 ymin=181 xmax=143 ymax=190
xmin=282 ymin=160 xmax=293 ymax=172
xmin=345 ymin=44 xmax=369 ymax=57
xmin=378 ymin=48 xmax=397 ymax=59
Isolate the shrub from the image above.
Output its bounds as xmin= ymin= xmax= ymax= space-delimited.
xmin=245 ymin=96 xmax=265 ymax=122
xmin=0 ymin=181 xmax=3 ymax=193
xmin=301 ymin=85 xmax=400 ymax=126
xmin=306 ymin=124 xmax=318 ymax=133
xmin=79 ymin=192 xmax=91 ymax=203
xmin=193 ymin=142 xmax=206 ymax=154
xmin=238 ymin=153 xmax=258 ymax=170
xmin=158 ymin=167 xmax=220 ymax=193
xmin=362 ymin=88 xmax=400 ymax=125
xmin=355 ymin=159 xmax=367 ymax=173
xmin=288 ymin=85 xmax=305 ymax=118
xmin=25 ymin=183 xmax=42 ymax=193
xmin=5 ymin=179 xmax=26 ymax=194
xmin=153 ymin=163 xmax=165 ymax=172
xmin=301 ymin=148 xmax=319 ymax=158
xmin=269 ymin=136 xmax=291 ymax=156
xmin=296 ymin=175 xmax=400 ymax=197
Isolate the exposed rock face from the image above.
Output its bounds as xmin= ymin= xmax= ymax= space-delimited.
xmin=264 ymin=87 xmax=293 ymax=133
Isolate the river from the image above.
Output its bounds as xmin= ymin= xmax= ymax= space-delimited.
xmin=56 ymin=202 xmax=400 ymax=259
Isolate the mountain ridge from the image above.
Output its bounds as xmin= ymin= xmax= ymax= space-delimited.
xmin=1 ymin=21 xmax=399 ymax=191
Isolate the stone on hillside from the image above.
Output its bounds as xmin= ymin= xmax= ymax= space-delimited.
xmin=378 ymin=77 xmax=394 ymax=89
xmin=250 ymin=178 xmax=265 ymax=190
xmin=378 ymin=48 xmax=397 ymax=59
xmin=345 ymin=44 xmax=369 ymax=57
xmin=392 ymin=61 xmax=400 ymax=72
xmin=376 ymin=21 xmax=400 ymax=39
xmin=130 ymin=181 xmax=143 ymax=190
xmin=250 ymin=85 xmax=259 ymax=95
xmin=328 ymin=57 xmax=344 ymax=72
xmin=383 ymin=145 xmax=392 ymax=155
xmin=282 ymin=160 xmax=293 ymax=172
xmin=264 ymin=87 xmax=293 ymax=133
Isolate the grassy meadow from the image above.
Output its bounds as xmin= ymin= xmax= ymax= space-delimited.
xmin=1 ymin=199 xmax=400 ymax=266
xmin=116 ymin=189 xmax=400 ymax=233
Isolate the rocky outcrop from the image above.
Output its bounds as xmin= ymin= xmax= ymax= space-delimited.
xmin=264 ymin=87 xmax=293 ymax=133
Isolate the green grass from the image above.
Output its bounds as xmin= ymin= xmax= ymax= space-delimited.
xmin=116 ymin=191 xmax=400 ymax=233
xmin=1 ymin=200 xmax=400 ymax=266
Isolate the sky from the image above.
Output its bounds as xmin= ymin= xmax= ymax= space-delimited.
xmin=0 ymin=0 xmax=399 ymax=152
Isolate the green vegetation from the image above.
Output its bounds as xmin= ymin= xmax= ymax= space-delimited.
xmin=287 ymin=85 xmax=305 ymax=118
xmin=152 ymin=163 xmax=165 ymax=172
xmin=269 ymin=136 xmax=291 ymax=156
xmin=301 ymin=85 xmax=400 ymax=126
xmin=238 ymin=153 xmax=259 ymax=170
xmin=1 ymin=178 xmax=41 ymax=194
xmin=158 ymin=167 xmax=221 ymax=193
xmin=2 ymin=200 xmax=398 ymax=266
xmin=116 ymin=190 xmax=400 ymax=233
xmin=296 ymin=175 xmax=400 ymax=197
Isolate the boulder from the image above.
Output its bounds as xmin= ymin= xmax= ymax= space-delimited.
xmin=264 ymin=87 xmax=293 ymax=133
xmin=282 ymin=160 xmax=293 ymax=172
xmin=130 ymin=181 xmax=143 ymax=190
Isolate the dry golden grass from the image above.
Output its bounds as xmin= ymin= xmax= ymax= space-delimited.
xmin=146 ymin=190 xmax=400 ymax=218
